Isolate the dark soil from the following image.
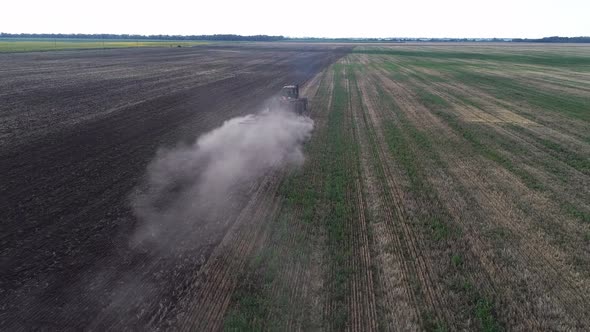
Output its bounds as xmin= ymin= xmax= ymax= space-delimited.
xmin=0 ymin=44 xmax=349 ymax=330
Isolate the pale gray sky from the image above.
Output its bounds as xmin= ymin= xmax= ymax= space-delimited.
xmin=3 ymin=0 xmax=589 ymax=38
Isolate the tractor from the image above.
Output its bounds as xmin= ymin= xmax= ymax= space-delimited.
xmin=278 ymin=85 xmax=307 ymax=114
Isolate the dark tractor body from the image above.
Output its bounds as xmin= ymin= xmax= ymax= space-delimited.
xmin=278 ymin=85 xmax=307 ymax=114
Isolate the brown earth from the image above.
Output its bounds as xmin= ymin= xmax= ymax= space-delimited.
xmin=0 ymin=44 xmax=350 ymax=330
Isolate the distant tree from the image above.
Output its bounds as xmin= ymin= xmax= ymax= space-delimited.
xmin=1 ymin=33 xmax=588 ymax=43
xmin=513 ymin=36 xmax=590 ymax=43
xmin=0 ymin=32 xmax=285 ymax=42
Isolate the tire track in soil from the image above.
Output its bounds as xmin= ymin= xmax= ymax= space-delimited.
xmin=264 ymin=70 xmax=330 ymax=330
xmin=371 ymin=55 xmax=590 ymax=329
xmin=87 ymin=183 xmax=254 ymax=331
xmin=416 ymin=77 xmax=590 ymax=213
xmin=321 ymin=65 xmax=338 ymax=331
xmin=321 ymin=61 xmax=375 ymax=331
xmin=375 ymin=69 xmax=534 ymax=327
xmin=217 ymin=70 xmax=329 ymax=331
xmin=323 ymin=65 xmax=337 ymax=331
xmin=402 ymin=66 xmax=590 ymax=228
xmin=351 ymin=62 xmax=449 ymax=329
xmin=423 ymin=78 xmax=590 ymax=220
xmin=165 ymin=70 xmax=335 ymax=331
xmin=346 ymin=64 xmax=417 ymax=330
xmin=397 ymin=57 xmax=589 ymax=145
xmin=367 ymin=55 xmax=543 ymax=330
xmin=341 ymin=60 xmax=379 ymax=331
xmin=171 ymin=167 xmax=284 ymax=331
xmin=353 ymin=66 xmax=423 ymax=330
xmin=425 ymin=75 xmax=590 ymax=160
xmin=370 ymin=63 xmax=564 ymax=329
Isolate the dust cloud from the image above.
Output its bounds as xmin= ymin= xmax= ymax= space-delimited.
xmin=130 ymin=108 xmax=314 ymax=251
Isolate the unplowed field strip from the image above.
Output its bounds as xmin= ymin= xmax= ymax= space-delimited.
xmin=348 ymin=45 xmax=590 ymax=330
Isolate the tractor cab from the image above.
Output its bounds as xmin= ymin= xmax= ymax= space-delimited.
xmin=276 ymin=84 xmax=307 ymax=114
xmin=280 ymin=85 xmax=300 ymax=100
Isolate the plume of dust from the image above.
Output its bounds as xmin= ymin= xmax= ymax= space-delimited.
xmin=130 ymin=108 xmax=314 ymax=252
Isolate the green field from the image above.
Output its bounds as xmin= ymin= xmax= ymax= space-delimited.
xmin=0 ymin=38 xmax=208 ymax=52
xmin=222 ymin=44 xmax=590 ymax=330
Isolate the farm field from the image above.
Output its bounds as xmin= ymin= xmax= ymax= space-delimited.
xmin=1 ymin=43 xmax=590 ymax=330
xmin=0 ymin=44 xmax=349 ymax=329
xmin=0 ymin=38 xmax=209 ymax=52
xmin=222 ymin=44 xmax=590 ymax=331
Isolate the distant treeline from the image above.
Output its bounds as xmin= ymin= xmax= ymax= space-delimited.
xmin=512 ymin=36 xmax=590 ymax=43
xmin=1 ymin=33 xmax=589 ymax=43
xmin=0 ymin=33 xmax=285 ymax=41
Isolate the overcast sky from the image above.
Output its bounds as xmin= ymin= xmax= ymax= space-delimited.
xmin=2 ymin=0 xmax=589 ymax=38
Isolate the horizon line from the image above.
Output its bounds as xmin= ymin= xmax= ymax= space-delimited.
xmin=2 ymin=32 xmax=590 ymax=40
